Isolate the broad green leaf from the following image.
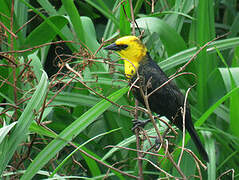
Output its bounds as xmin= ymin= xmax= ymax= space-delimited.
xmin=194 ymin=0 xmax=216 ymax=112
xmin=136 ymin=17 xmax=187 ymax=56
xmin=22 ymin=16 xmax=68 ymax=49
xmin=119 ymin=0 xmax=131 ymax=36
xmin=102 ymin=126 xmax=164 ymax=161
xmin=28 ymin=51 xmax=44 ymax=81
xmin=62 ymin=0 xmax=85 ymax=43
xmin=85 ymin=0 xmax=119 ymax=27
xmin=204 ymin=131 xmax=216 ymax=180
xmin=0 ymin=71 xmax=48 ymax=174
xmin=49 ymin=129 xmax=121 ymax=178
xmin=0 ymin=122 xmax=17 ymax=144
xmin=21 ymin=87 xmax=129 ymax=180
xmin=160 ymin=37 xmax=239 ymax=71
xmin=218 ymin=68 xmax=239 ymax=92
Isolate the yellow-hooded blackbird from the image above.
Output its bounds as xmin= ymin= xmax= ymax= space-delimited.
xmin=104 ymin=36 xmax=209 ymax=162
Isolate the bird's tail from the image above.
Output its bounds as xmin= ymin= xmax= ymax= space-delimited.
xmin=187 ymin=123 xmax=209 ymax=162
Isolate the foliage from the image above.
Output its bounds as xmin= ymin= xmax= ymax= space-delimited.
xmin=0 ymin=0 xmax=239 ymax=179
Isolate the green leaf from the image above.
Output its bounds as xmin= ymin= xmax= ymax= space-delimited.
xmin=29 ymin=121 xmax=57 ymax=139
xmin=194 ymin=0 xmax=216 ymax=111
xmin=0 ymin=122 xmax=17 ymax=144
xmin=204 ymin=131 xmax=216 ymax=179
xmin=136 ymin=17 xmax=187 ymax=56
xmin=0 ymin=71 xmax=48 ymax=174
xmin=196 ymin=87 xmax=239 ymax=127
xmin=102 ymin=127 xmax=164 ymax=161
xmin=160 ymin=37 xmax=239 ymax=71
xmin=21 ymin=87 xmax=129 ymax=180
xmin=50 ymin=128 xmax=121 ymax=178
xmin=62 ymin=0 xmax=85 ymax=43
xmin=22 ymin=16 xmax=68 ymax=49
xmin=85 ymin=0 xmax=119 ymax=27
xmin=119 ymin=0 xmax=131 ymax=36
xmin=28 ymin=52 xmax=44 ymax=81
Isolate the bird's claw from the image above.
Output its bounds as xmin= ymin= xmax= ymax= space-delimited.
xmin=132 ymin=119 xmax=151 ymax=131
xmin=154 ymin=137 xmax=162 ymax=150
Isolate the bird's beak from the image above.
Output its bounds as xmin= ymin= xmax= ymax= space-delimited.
xmin=104 ymin=43 xmax=128 ymax=51
xmin=104 ymin=43 xmax=119 ymax=51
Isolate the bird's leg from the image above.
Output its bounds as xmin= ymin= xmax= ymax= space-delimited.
xmin=154 ymin=137 xmax=162 ymax=150
xmin=131 ymin=119 xmax=151 ymax=131
xmin=131 ymin=115 xmax=161 ymax=131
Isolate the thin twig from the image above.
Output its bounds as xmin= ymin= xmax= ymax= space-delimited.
xmin=216 ymin=169 xmax=234 ymax=180
xmin=15 ymin=14 xmax=38 ymax=34
xmin=155 ymin=116 xmax=178 ymax=136
xmin=171 ymin=32 xmax=230 ymax=77
xmin=65 ymin=63 xmax=131 ymax=113
xmin=137 ymin=73 xmax=187 ymax=179
xmin=0 ymin=40 xmax=75 ymax=54
xmin=134 ymin=99 xmax=144 ymax=180
xmin=180 ymin=148 xmax=207 ymax=170
xmin=69 ymin=142 xmax=138 ymax=179
xmin=16 ymin=134 xmax=36 ymax=169
xmin=10 ymin=0 xmax=18 ymax=121
xmin=177 ymin=86 xmax=193 ymax=166
xmin=139 ymin=85 xmax=163 ymax=144
xmin=148 ymin=72 xmax=195 ymax=98
xmin=129 ymin=0 xmax=135 ymax=35
xmin=105 ymin=145 xmax=164 ymax=157
xmin=139 ymin=157 xmax=175 ymax=178
xmin=151 ymin=0 xmax=155 ymax=13
xmin=0 ymin=21 xmax=18 ymax=39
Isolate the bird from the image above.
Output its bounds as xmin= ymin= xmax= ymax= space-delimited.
xmin=104 ymin=35 xmax=209 ymax=162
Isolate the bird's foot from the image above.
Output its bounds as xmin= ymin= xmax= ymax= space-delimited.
xmin=131 ymin=115 xmax=160 ymax=131
xmin=154 ymin=137 xmax=162 ymax=150
xmin=132 ymin=119 xmax=151 ymax=131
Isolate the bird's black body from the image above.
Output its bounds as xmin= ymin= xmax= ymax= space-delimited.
xmin=131 ymin=53 xmax=209 ymax=162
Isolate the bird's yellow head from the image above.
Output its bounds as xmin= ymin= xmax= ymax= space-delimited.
xmin=104 ymin=36 xmax=147 ymax=78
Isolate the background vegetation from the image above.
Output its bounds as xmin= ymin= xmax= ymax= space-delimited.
xmin=0 ymin=0 xmax=239 ymax=179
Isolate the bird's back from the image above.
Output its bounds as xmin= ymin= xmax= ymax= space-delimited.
xmin=131 ymin=53 xmax=187 ymax=128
